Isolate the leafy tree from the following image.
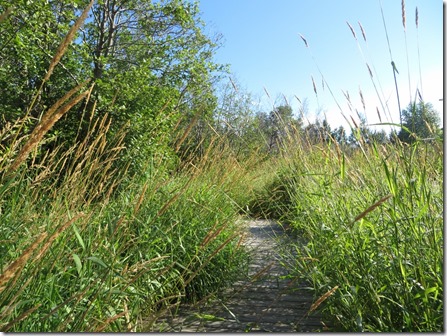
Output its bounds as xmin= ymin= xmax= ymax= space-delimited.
xmin=266 ymin=105 xmax=301 ymax=152
xmin=303 ymin=118 xmax=331 ymax=144
xmin=398 ymin=101 xmax=441 ymax=143
xmin=0 ymin=0 xmax=223 ymax=175
xmin=211 ymin=78 xmax=262 ymax=156
xmin=0 ymin=0 xmax=87 ymax=123
xmin=331 ymin=126 xmax=348 ymax=145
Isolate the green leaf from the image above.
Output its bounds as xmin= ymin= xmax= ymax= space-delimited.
xmin=72 ymin=253 xmax=82 ymax=276
xmin=72 ymin=224 xmax=85 ymax=250
xmin=87 ymin=256 xmax=108 ymax=269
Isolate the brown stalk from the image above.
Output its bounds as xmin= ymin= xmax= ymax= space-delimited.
xmin=156 ymin=175 xmax=195 ymax=217
xmin=133 ymin=182 xmax=148 ymax=214
xmin=2 ymin=304 xmax=42 ymax=331
xmin=7 ymin=81 xmax=92 ymax=175
xmin=0 ymin=277 xmax=33 ymax=320
xmin=94 ymin=312 xmax=127 ymax=332
xmin=308 ymin=285 xmax=339 ymax=315
xmin=263 ymin=86 xmax=271 ymax=100
xmin=366 ymin=63 xmax=373 ymax=78
xmin=358 ymin=21 xmax=367 ymax=42
xmin=42 ymin=0 xmax=94 ymax=84
xmin=229 ymin=77 xmax=238 ymax=92
xmin=34 ymin=213 xmax=85 ymax=261
xmin=183 ymin=232 xmax=240 ymax=288
xmin=415 ymin=7 xmax=419 ymax=28
xmin=298 ymin=33 xmax=309 ymax=48
xmin=311 ymin=76 xmax=317 ymax=96
xmin=401 ymin=0 xmax=406 ymax=30
xmin=376 ymin=107 xmax=383 ymax=123
xmin=359 ymin=87 xmax=365 ymax=111
xmin=0 ymin=232 xmax=47 ymax=293
xmin=353 ymin=194 xmax=392 ymax=223
xmin=0 ymin=6 xmax=13 ymax=23
xmin=346 ymin=21 xmax=357 ymax=40
xmin=175 ymin=114 xmax=200 ymax=152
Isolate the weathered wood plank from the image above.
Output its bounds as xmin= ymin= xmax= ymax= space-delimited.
xmin=145 ymin=219 xmax=330 ymax=332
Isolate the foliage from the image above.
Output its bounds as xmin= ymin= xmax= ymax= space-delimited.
xmin=398 ymin=101 xmax=441 ymax=143
xmin=249 ymin=132 xmax=443 ymax=331
xmin=0 ymin=0 xmax=223 ymax=176
xmin=0 ymin=115 xmax=249 ymax=332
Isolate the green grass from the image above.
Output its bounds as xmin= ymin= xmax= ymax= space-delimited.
xmin=0 ymin=117 xmax=250 ymax=332
xmin=250 ymin=133 xmax=443 ymax=332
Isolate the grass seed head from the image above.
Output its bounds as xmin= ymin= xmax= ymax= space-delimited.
xmin=346 ymin=21 xmax=357 ymax=39
xmin=299 ymin=33 xmax=309 ymax=48
xmin=376 ymin=106 xmax=382 ymax=122
xmin=311 ymin=76 xmax=317 ymax=96
xmin=358 ymin=21 xmax=367 ymax=42
xmin=309 ymin=285 xmax=339 ymax=314
xmin=42 ymin=0 xmax=93 ymax=84
xmin=366 ymin=63 xmax=373 ymax=78
xmin=415 ymin=7 xmax=419 ymax=28
xmin=401 ymin=0 xmax=406 ymax=29
xmin=359 ymin=87 xmax=365 ymax=111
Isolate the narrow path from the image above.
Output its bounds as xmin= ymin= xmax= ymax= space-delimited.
xmin=146 ymin=219 xmax=327 ymax=332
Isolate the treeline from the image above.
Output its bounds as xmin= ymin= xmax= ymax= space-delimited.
xmin=1 ymin=0 xmax=442 ymax=181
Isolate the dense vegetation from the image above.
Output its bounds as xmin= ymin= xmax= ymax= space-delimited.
xmin=0 ymin=0 xmax=443 ymax=332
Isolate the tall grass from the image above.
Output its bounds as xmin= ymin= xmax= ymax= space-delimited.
xmin=268 ymin=135 xmax=443 ymax=331
xmin=0 ymin=110 xmax=250 ymax=332
xmin=248 ymin=2 xmax=443 ymax=331
xmin=0 ymin=6 xmax=251 ymax=331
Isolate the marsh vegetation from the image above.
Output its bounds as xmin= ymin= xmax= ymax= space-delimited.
xmin=0 ymin=0 xmax=442 ymax=332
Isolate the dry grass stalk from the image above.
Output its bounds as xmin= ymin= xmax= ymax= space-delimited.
xmin=263 ymin=86 xmax=271 ymax=100
xmin=346 ymin=21 xmax=357 ymax=39
xmin=376 ymin=107 xmax=382 ymax=123
xmin=94 ymin=312 xmax=127 ymax=332
xmin=0 ymin=232 xmax=48 ymax=293
xmin=415 ymin=7 xmax=419 ymax=28
xmin=353 ymin=194 xmax=392 ymax=223
xmin=308 ymin=285 xmax=339 ymax=314
xmin=35 ymin=213 xmax=85 ymax=261
xmin=350 ymin=115 xmax=359 ymax=129
xmin=156 ymin=175 xmax=194 ymax=217
xmin=183 ymin=232 xmax=240 ymax=288
xmin=229 ymin=77 xmax=238 ymax=92
xmin=0 ymin=277 xmax=33 ymax=320
xmin=133 ymin=182 xmax=149 ymax=214
xmin=359 ymin=87 xmax=365 ymax=111
xmin=298 ymin=33 xmax=309 ymax=48
xmin=401 ymin=0 xmax=406 ymax=30
xmin=175 ymin=114 xmax=199 ymax=152
xmin=311 ymin=76 xmax=317 ymax=96
xmin=366 ymin=63 xmax=373 ymax=78
xmin=42 ymin=0 xmax=93 ymax=84
xmin=358 ymin=21 xmax=367 ymax=42
xmin=2 ymin=303 xmax=42 ymax=331
xmin=0 ymin=6 xmax=13 ymax=23
xmin=7 ymin=81 xmax=92 ymax=175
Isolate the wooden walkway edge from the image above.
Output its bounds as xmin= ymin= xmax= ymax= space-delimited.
xmin=145 ymin=219 xmax=328 ymax=332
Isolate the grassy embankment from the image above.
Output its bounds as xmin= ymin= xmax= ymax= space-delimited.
xmin=247 ymin=3 xmax=443 ymax=330
xmin=251 ymin=130 xmax=443 ymax=332
xmin=0 ymin=104 xmax=259 ymax=332
xmin=0 ymin=7 xmax=255 ymax=331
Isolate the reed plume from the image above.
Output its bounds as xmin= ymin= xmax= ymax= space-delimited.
xmin=6 ymin=81 xmax=92 ymax=176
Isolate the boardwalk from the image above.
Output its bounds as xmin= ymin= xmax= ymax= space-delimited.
xmin=146 ymin=219 xmax=328 ymax=332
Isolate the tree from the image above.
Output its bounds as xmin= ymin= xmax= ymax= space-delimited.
xmin=266 ymin=105 xmax=302 ymax=152
xmin=398 ymin=101 xmax=440 ymax=143
xmin=0 ymin=0 xmax=223 ymax=175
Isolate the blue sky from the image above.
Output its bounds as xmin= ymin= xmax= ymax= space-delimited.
xmin=198 ymin=0 xmax=443 ymax=131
